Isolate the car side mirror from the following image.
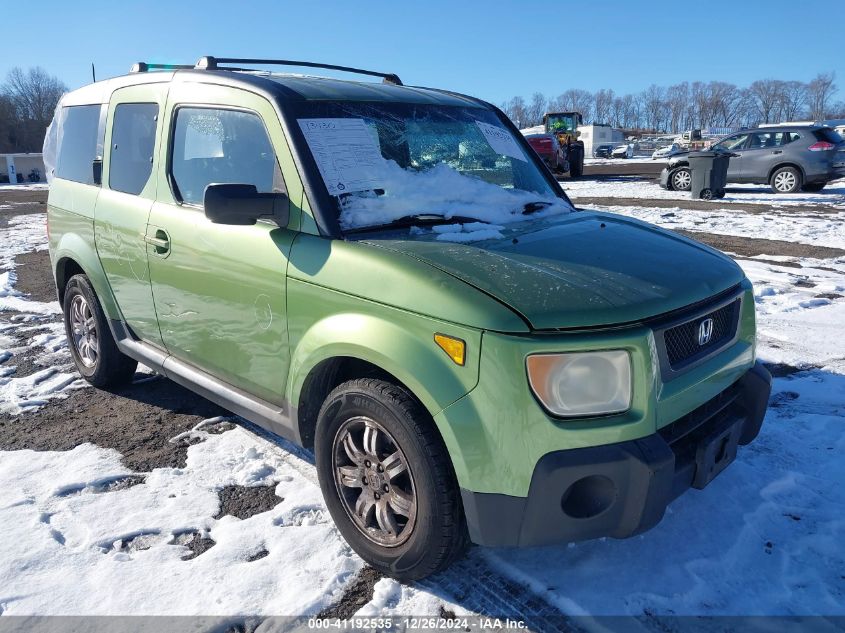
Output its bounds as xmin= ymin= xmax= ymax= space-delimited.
xmin=203 ymin=183 xmax=289 ymax=227
xmin=92 ymin=158 xmax=103 ymax=186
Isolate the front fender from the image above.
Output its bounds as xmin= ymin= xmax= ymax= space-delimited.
xmin=286 ymin=278 xmax=481 ymax=417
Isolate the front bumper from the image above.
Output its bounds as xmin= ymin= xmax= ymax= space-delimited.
xmin=461 ymin=361 xmax=771 ymax=547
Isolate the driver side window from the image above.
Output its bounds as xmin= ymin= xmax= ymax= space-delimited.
xmin=170 ymin=107 xmax=284 ymax=206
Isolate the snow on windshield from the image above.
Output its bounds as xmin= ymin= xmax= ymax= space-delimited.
xmin=338 ymin=161 xmax=571 ymax=231
xmin=294 ymin=104 xmax=573 ymax=235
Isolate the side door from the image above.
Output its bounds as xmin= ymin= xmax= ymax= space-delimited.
xmin=712 ymin=133 xmax=749 ymax=181
xmin=742 ymin=131 xmax=785 ymax=184
xmin=146 ymin=83 xmax=299 ymax=405
xmin=94 ymin=84 xmax=168 ymax=346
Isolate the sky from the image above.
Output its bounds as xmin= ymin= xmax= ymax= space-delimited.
xmin=3 ymin=0 xmax=843 ymax=105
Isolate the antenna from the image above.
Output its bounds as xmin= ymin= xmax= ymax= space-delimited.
xmin=91 ymin=63 xmax=96 ymax=83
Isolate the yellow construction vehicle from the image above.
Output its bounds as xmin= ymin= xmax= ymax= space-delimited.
xmin=543 ymin=111 xmax=585 ymax=177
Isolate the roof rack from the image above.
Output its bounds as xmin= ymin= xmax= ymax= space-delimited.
xmin=130 ymin=62 xmax=196 ymax=73
xmin=194 ymin=56 xmax=403 ymax=86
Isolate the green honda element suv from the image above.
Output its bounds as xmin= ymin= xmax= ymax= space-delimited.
xmin=46 ymin=57 xmax=771 ymax=580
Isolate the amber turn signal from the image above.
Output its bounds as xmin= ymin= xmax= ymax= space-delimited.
xmin=434 ymin=333 xmax=466 ymax=366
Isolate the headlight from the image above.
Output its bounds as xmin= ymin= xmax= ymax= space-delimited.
xmin=526 ymin=350 xmax=632 ymax=417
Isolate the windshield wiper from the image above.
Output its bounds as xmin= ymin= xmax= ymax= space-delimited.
xmin=522 ymin=201 xmax=554 ymax=215
xmin=344 ymin=214 xmax=487 ymax=234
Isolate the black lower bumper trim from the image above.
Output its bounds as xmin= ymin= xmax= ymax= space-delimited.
xmin=462 ymin=361 xmax=772 ymax=548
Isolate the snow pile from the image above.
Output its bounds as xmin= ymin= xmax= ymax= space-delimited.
xmin=426 ymin=222 xmax=506 ymax=243
xmin=0 ymin=421 xmax=364 ymax=615
xmin=339 ymin=162 xmax=571 ymax=230
xmin=740 ymin=257 xmax=845 ymax=373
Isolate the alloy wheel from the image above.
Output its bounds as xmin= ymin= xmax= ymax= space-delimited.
xmin=773 ymin=171 xmax=797 ymax=192
xmin=332 ymin=416 xmax=417 ymax=547
xmin=69 ymin=294 xmax=98 ymax=368
xmin=672 ymin=169 xmax=691 ymax=190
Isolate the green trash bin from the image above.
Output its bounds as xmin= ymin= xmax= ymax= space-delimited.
xmin=688 ymin=150 xmax=731 ymax=200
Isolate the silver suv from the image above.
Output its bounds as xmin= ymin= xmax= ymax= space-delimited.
xmin=664 ymin=126 xmax=845 ymax=193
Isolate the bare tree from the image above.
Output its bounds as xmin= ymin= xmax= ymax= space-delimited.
xmin=1 ymin=66 xmax=67 ymax=152
xmin=749 ymin=79 xmax=784 ymax=124
xmin=709 ymin=82 xmax=748 ymax=127
xmin=3 ymin=67 xmax=66 ymax=125
xmin=779 ymin=81 xmax=807 ymax=121
xmin=826 ymin=100 xmax=845 ymax=119
xmin=641 ymin=84 xmax=667 ymax=131
xmin=525 ymin=92 xmax=547 ymax=127
xmin=806 ymin=72 xmax=837 ymax=119
xmin=666 ymin=82 xmax=690 ymax=133
xmin=503 ymin=96 xmax=528 ymax=128
xmin=593 ymin=88 xmax=614 ymax=125
xmin=551 ymin=89 xmax=593 ymax=122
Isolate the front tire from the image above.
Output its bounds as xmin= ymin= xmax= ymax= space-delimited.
xmin=770 ymin=166 xmax=802 ymax=193
xmin=315 ymin=378 xmax=468 ymax=580
xmin=63 ymin=274 xmax=137 ymax=388
xmin=569 ymin=146 xmax=584 ymax=178
xmin=670 ymin=167 xmax=692 ymax=191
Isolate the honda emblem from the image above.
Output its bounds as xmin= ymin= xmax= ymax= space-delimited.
xmin=698 ymin=318 xmax=714 ymax=346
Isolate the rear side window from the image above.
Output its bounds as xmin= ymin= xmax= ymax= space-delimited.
xmin=170 ymin=107 xmax=283 ymax=206
xmin=56 ymin=105 xmax=104 ymax=185
xmin=749 ymin=132 xmax=787 ymax=148
xmin=109 ymin=103 xmax=159 ymax=195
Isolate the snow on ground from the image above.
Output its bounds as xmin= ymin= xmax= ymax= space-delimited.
xmin=485 ymin=368 xmax=845 ymax=615
xmin=566 ymin=176 xmax=845 ymax=209
xmin=0 ymin=420 xmax=364 ymax=615
xmin=590 ymin=203 xmax=845 ymax=249
xmin=2 ymin=180 xmax=845 ymax=617
xmin=0 ymin=183 xmax=49 ymax=191
xmin=0 ymin=213 xmax=82 ymax=414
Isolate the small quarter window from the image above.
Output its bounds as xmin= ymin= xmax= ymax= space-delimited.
xmin=56 ymin=105 xmax=104 ymax=185
xmin=170 ymin=108 xmax=283 ymax=206
xmin=109 ymin=103 xmax=159 ymax=195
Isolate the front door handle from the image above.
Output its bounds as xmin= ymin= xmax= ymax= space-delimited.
xmin=772 ymin=150 xmax=783 ymax=154
xmin=143 ymin=228 xmax=171 ymax=256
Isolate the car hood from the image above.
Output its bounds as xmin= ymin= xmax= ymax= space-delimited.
xmin=362 ymin=212 xmax=744 ymax=330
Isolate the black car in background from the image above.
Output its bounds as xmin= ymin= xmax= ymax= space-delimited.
xmin=593 ymin=143 xmax=615 ymax=158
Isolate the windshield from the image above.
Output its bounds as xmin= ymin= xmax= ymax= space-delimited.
xmin=291 ymin=101 xmax=567 ymax=231
xmin=546 ymin=114 xmax=578 ymax=133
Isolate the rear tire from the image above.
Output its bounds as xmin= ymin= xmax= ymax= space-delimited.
xmin=801 ymin=182 xmax=826 ymax=192
xmin=700 ymin=188 xmax=713 ymax=200
xmin=63 ymin=274 xmax=137 ymax=388
xmin=315 ymin=378 xmax=468 ymax=581
xmin=770 ymin=166 xmax=802 ymax=193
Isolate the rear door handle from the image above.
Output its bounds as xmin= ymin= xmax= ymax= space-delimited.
xmin=143 ymin=228 xmax=171 ymax=256
xmin=772 ymin=150 xmax=783 ymax=154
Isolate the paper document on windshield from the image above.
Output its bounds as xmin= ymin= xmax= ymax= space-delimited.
xmin=475 ymin=121 xmax=527 ymax=162
xmin=298 ymin=118 xmax=385 ymax=196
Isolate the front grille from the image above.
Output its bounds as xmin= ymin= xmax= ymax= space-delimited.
xmin=663 ymin=300 xmax=739 ymax=369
